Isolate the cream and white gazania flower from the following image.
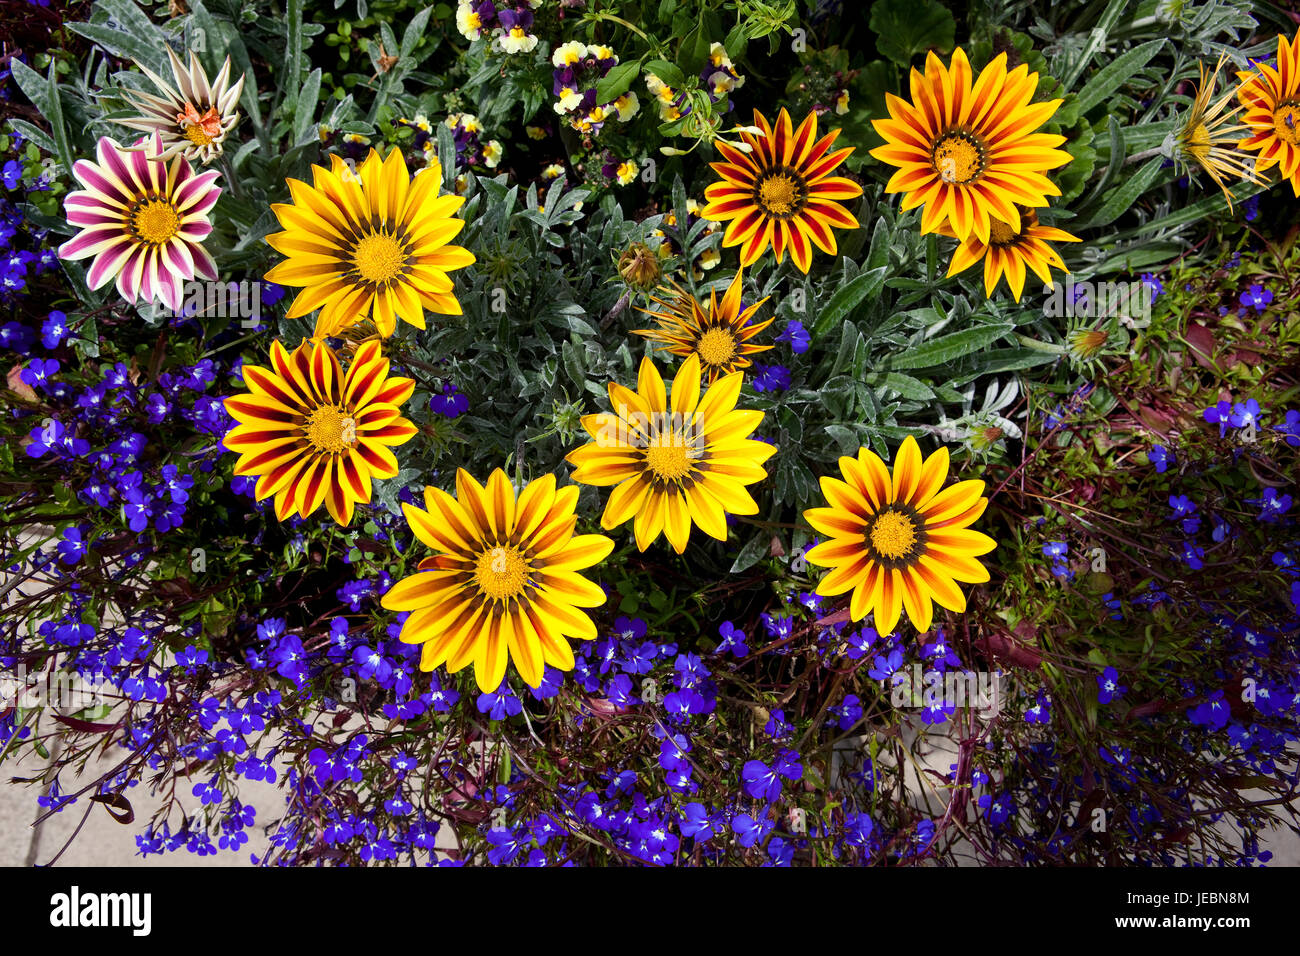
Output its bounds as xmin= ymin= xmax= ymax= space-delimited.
xmin=117 ymin=48 xmax=245 ymax=164
xmin=58 ymin=133 xmax=221 ymax=312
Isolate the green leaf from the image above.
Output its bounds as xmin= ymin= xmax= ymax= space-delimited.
xmin=286 ymin=0 xmax=305 ymax=108
xmin=89 ymin=0 xmax=171 ymax=74
xmin=1121 ymin=118 xmax=1176 ymax=154
xmin=561 ymin=340 xmax=586 ymax=389
xmin=1059 ymin=0 xmax=1130 ymax=92
xmin=1072 ymin=38 xmax=1165 ymax=114
xmin=66 ymin=23 xmax=168 ymax=78
xmin=1112 ymin=178 xmax=1267 ymax=241
xmin=9 ymin=58 xmax=54 ymax=118
xmin=1080 ymin=157 xmax=1166 ymax=229
xmin=1081 ymin=115 xmax=1126 ymax=207
xmin=596 ymin=59 xmax=641 ymax=106
xmin=679 ymin=15 xmax=713 ymax=77
xmin=5 ymin=119 xmax=55 ymax=155
xmin=645 ymin=59 xmax=685 ymax=89
xmin=811 ymin=267 xmax=887 ymax=337
xmin=865 ymin=217 xmax=891 ymax=272
xmin=824 ymin=424 xmax=863 ymax=455
xmin=436 ymin=121 xmax=457 ymax=190
xmin=10 ymin=61 xmax=75 ymax=178
xmin=294 ymin=68 xmax=322 ymax=144
xmin=862 ymin=372 xmax=934 ymax=400
xmin=729 ymin=529 xmax=768 ymax=574
xmin=947 ymin=347 xmax=1059 ymax=385
xmin=723 ymin=22 xmax=748 ymax=62
xmin=75 ymin=314 xmax=99 ymax=359
xmin=869 ymin=0 xmax=956 ymax=67
xmin=887 ymin=323 xmax=1014 ymax=370
xmin=400 ymin=5 xmax=434 ymax=59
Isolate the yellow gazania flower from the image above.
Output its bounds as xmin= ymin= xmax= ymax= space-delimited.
xmin=869 ymin=48 xmax=1072 ymax=243
xmin=936 ymin=207 xmax=1079 ymax=300
xmin=381 ymin=470 xmax=614 ymax=693
xmin=566 ymin=353 xmax=775 ymax=554
xmin=1235 ymin=29 xmax=1300 ymax=197
xmin=701 ymin=108 xmax=863 ymax=273
xmin=1175 ymin=54 xmax=1258 ymax=210
xmin=265 ymin=147 xmax=475 ymax=339
xmin=223 ymin=339 xmax=417 ymax=525
xmin=802 ymin=436 xmax=996 ymax=635
xmin=631 ymin=267 xmax=774 ymax=383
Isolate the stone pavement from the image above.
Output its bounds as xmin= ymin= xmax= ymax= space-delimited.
xmin=4 ymin=715 xmax=1296 ymax=866
xmin=1 ymin=738 xmax=280 ymax=866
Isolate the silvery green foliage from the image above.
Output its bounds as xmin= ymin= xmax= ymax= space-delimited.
xmin=931 ymin=377 xmax=1024 ymax=460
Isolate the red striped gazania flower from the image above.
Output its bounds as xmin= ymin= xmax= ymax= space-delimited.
xmin=222 ymin=339 xmax=418 ymax=526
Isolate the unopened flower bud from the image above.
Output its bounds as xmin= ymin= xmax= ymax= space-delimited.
xmin=617 ymin=242 xmax=663 ymax=290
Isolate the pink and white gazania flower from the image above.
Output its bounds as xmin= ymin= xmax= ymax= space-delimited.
xmin=58 ymin=133 xmax=221 ymax=311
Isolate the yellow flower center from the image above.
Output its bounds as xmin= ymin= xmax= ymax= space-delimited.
xmin=755 ymin=170 xmax=805 ymax=217
xmin=988 ymin=219 xmax=1019 ymax=245
xmin=868 ymin=510 xmax=918 ymax=561
xmin=182 ymin=122 xmax=216 ymax=147
xmin=129 ymin=199 xmax=181 ymax=245
xmin=989 ymin=209 xmax=1035 ymax=246
xmin=305 ymin=404 xmax=358 ymax=454
xmin=696 ymin=327 xmax=738 ymax=368
xmin=1273 ymin=102 xmax=1300 ymax=146
xmin=644 ymin=430 xmax=697 ymax=482
xmin=353 ymin=232 xmax=408 ymax=285
xmin=474 ymin=545 xmax=529 ymax=602
xmin=932 ymin=131 xmax=986 ymax=185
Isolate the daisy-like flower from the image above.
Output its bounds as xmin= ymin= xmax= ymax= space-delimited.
xmin=1236 ymin=29 xmax=1300 ymax=196
xmin=117 ymin=49 xmax=245 ymax=165
xmin=1175 ymin=54 xmax=1258 ymax=209
xmin=936 ymin=207 xmax=1079 ymax=300
xmin=566 ymin=353 xmax=776 ymax=553
xmin=802 ymin=436 xmax=996 ymax=635
xmin=222 ymin=339 xmax=418 ymax=525
xmin=869 ymin=48 xmax=1072 ymax=243
xmin=264 ymin=147 xmax=475 ymax=339
xmin=631 ymin=267 xmax=774 ymax=382
xmin=381 ymin=470 xmax=614 ymax=692
xmin=701 ymin=108 xmax=863 ymax=273
xmin=58 ymin=133 xmax=220 ymax=311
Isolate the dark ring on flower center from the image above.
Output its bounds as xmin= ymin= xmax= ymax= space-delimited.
xmin=752 ymin=165 xmax=809 ymax=220
xmin=863 ymin=502 xmax=928 ymax=569
xmin=931 ymin=129 xmax=988 ymax=185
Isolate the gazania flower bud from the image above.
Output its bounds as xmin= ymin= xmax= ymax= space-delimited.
xmin=1068 ymin=327 xmax=1109 ymax=362
xmin=617 ymin=242 xmax=663 ymax=290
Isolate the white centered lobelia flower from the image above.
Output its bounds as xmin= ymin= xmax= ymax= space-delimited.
xmin=117 ymin=48 xmax=245 ymax=165
xmin=58 ymin=133 xmax=221 ymax=311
